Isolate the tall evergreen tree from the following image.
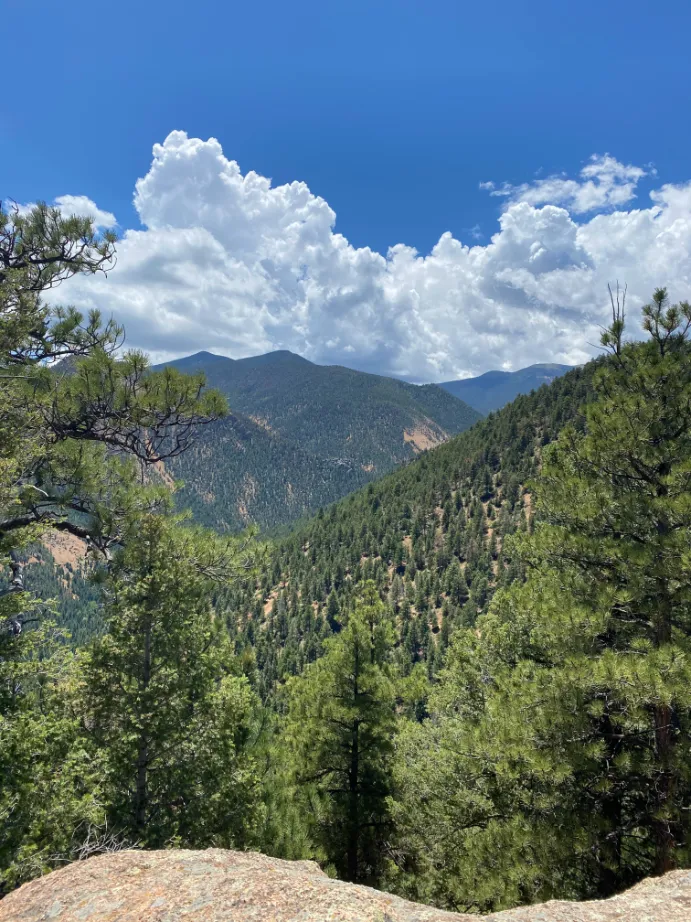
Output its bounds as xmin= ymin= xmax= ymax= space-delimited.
xmin=84 ymin=513 xmax=260 ymax=848
xmin=285 ymin=582 xmax=396 ymax=883
xmin=502 ymin=287 xmax=691 ymax=882
xmin=0 ymin=201 xmax=229 ymax=889
xmin=394 ymin=289 xmax=691 ymax=910
xmin=0 ymin=620 xmax=105 ymax=893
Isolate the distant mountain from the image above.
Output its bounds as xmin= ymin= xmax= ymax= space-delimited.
xmin=439 ymin=363 xmax=573 ymax=414
xmin=156 ymin=350 xmax=481 ymax=532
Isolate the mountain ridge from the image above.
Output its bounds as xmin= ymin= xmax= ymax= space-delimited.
xmin=155 ymin=350 xmax=482 ymax=532
xmin=439 ymin=362 xmax=573 ymax=414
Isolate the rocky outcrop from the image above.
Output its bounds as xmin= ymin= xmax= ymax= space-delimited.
xmin=1 ymin=849 xmax=690 ymax=922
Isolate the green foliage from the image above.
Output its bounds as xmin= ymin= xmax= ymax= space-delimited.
xmin=0 ymin=201 xmax=245 ymax=892
xmin=7 ymin=199 xmax=691 ymax=919
xmin=0 ymin=622 xmax=105 ymax=894
xmin=284 ymin=582 xmax=397 ymax=883
xmin=83 ymin=513 xmax=261 ymax=848
xmin=0 ymin=199 xmax=227 ymax=584
xmin=392 ymin=290 xmax=691 ymax=910
xmin=21 ymin=545 xmax=104 ymax=645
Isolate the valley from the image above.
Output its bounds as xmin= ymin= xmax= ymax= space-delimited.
xmin=222 ymin=360 xmax=595 ymax=695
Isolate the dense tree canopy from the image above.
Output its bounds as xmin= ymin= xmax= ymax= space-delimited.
xmin=84 ymin=512 xmax=260 ymax=849
xmin=221 ymin=360 xmax=594 ymax=701
xmin=285 ymin=582 xmax=397 ymax=883
xmin=0 ymin=201 xmax=249 ymax=891
xmin=391 ymin=289 xmax=691 ymax=910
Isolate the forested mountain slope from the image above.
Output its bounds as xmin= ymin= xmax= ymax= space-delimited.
xmin=223 ymin=361 xmax=596 ymax=697
xmin=156 ymin=350 xmax=481 ymax=531
xmin=440 ymin=363 xmax=573 ymax=414
xmin=12 ymin=361 xmax=593 ymax=662
xmin=165 ymin=410 xmax=367 ymax=532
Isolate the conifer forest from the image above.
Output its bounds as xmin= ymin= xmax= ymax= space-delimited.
xmin=3 ymin=200 xmax=691 ymax=915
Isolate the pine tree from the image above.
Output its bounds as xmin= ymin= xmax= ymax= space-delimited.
xmin=394 ymin=289 xmax=691 ymax=909
xmin=326 ymin=589 xmax=341 ymax=632
xmin=0 ymin=202 xmax=229 ymax=890
xmin=500 ymin=287 xmax=691 ymax=882
xmin=0 ymin=620 xmax=104 ymax=893
xmin=83 ymin=513 xmax=260 ymax=848
xmin=285 ymin=581 xmax=396 ymax=883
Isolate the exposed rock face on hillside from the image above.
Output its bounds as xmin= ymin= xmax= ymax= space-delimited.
xmin=2 ymin=849 xmax=690 ymax=922
xmin=156 ymin=349 xmax=482 ymax=533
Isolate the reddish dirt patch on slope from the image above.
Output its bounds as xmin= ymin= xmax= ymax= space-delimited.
xmin=403 ymin=422 xmax=446 ymax=453
xmin=42 ymin=532 xmax=88 ymax=568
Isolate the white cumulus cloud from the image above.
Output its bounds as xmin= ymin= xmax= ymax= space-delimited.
xmin=480 ymin=154 xmax=649 ymax=214
xmin=15 ymin=195 xmax=117 ymax=231
xmin=49 ymin=132 xmax=691 ymax=381
xmin=54 ymin=195 xmax=118 ymax=230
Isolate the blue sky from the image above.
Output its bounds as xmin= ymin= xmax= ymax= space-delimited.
xmin=2 ymin=0 xmax=691 ymax=379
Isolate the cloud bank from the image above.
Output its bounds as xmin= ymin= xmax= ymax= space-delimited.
xmin=52 ymin=132 xmax=691 ymax=381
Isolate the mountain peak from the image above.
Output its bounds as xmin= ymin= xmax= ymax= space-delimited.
xmin=163 ymin=350 xmax=234 ymax=371
xmin=440 ymin=363 xmax=573 ymax=414
xmin=191 ymin=350 xmax=229 ymax=361
xmin=521 ymin=362 xmax=573 ymax=373
xmin=237 ymin=350 xmax=314 ymax=368
xmin=155 ymin=348 xmax=480 ymax=532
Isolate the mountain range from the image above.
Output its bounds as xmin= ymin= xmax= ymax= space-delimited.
xmin=157 ymin=350 xmax=481 ymax=532
xmin=438 ymin=363 xmax=573 ymax=414
xmin=29 ymin=352 xmax=595 ymax=679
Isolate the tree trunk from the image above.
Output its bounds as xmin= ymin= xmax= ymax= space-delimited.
xmin=597 ymin=710 xmax=624 ymax=896
xmin=134 ymin=615 xmax=152 ymax=836
xmin=652 ymin=565 xmax=675 ymax=876
xmin=347 ymin=717 xmax=360 ymax=882
xmin=652 ymin=699 xmax=675 ymax=875
xmin=347 ymin=642 xmax=361 ymax=883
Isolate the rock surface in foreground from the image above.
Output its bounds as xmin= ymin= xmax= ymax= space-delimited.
xmin=1 ymin=849 xmax=691 ymax=922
